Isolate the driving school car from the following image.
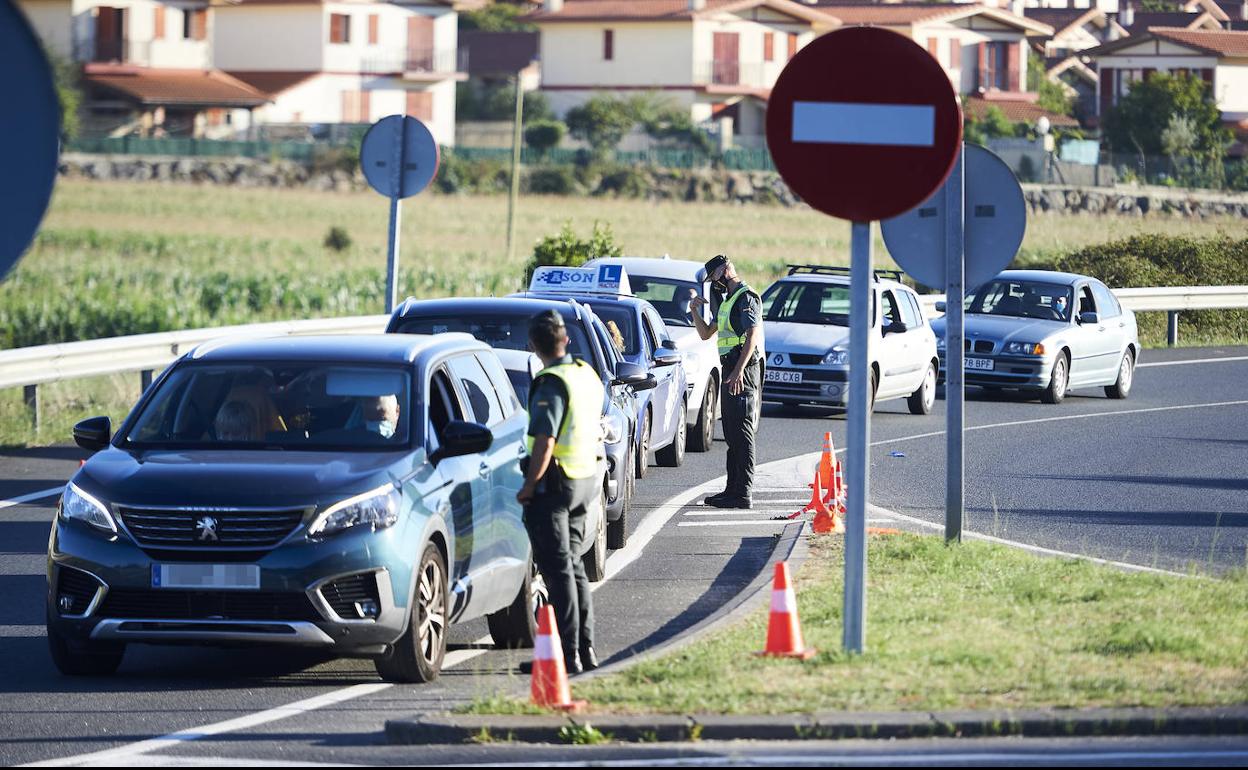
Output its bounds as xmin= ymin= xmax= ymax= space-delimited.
xmin=930 ymin=270 xmax=1140 ymax=404
xmin=761 ymin=265 xmax=939 ymax=414
xmin=48 ymin=335 xmax=546 ymax=683
xmin=583 ymin=256 xmax=721 ymax=453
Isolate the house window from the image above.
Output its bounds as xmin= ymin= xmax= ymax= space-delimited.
xmin=604 ymin=29 xmax=614 ymax=60
xmin=979 ymin=41 xmax=1009 ymax=91
xmin=181 ymin=8 xmax=206 ymax=40
xmin=764 ymin=32 xmax=774 ymax=62
xmin=330 ymin=13 xmax=351 ymax=44
xmin=369 ymin=14 xmax=379 ymax=45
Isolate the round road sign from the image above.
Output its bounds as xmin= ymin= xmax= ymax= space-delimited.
xmin=882 ymin=143 xmax=1026 ymax=291
xmin=360 ymin=115 xmax=439 ymax=199
xmin=1 ymin=0 xmax=60 ymax=281
xmin=765 ymin=27 xmax=962 ymax=222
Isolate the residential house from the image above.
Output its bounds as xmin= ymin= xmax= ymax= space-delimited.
xmin=212 ymin=0 xmax=467 ymax=145
xmin=528 ymin=0 xmax=838 ymax=148
xmin=1086 ymin=27 xmax=1248 ymax=135
xmin=17 ymin=0 xmax=268 ymax=137
xmin=1024 ymin=7 xmax=1123 ymax=116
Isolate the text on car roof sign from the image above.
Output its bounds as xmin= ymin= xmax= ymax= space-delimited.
xmin=530 ymin=265 xmax=632 ymax=296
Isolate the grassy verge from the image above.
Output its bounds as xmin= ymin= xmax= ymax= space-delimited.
xmin=462 ymin=534 xmax=1248 ymax=716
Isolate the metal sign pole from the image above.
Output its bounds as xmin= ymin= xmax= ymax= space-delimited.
xmin=384 ymin=118 xmax=407 ymax=314
xmin=844 ymin=219 xmax=872 ymax=654
xmin=944 ymin=150 xmax=965 ymax=543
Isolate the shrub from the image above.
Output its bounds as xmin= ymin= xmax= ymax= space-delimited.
xmin=595 ymin=165 xmax=648 ymax=198
xmin=525 ymin=166 xmax=576 ymax=195
xmin=323 ymin=226 xmax=352 ymax=252
xmin=523 ymin=221 xmax=623 ymax=286
xmin=524 ymin=120 xmax=566 ymax=157
xmin=435 ymin=151 xmax=510 ymax=194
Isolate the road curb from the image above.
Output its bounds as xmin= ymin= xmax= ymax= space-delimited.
xmin=384 ymin=705 xmax=1248 ymax=745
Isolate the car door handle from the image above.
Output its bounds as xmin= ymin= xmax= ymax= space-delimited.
xmin=478 ymin=462 xmax=490 ymax=479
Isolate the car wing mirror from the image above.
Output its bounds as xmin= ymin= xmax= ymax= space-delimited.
xmin=884 ymin=320 xmax=907 ymax=336
xmin=430 ymin=420 xmax=492 ymax=464
xmin=1078 ymin=311 xmax=1100 ymax=325
xmin=661 ymin=338 xmax=677 ymax=350
xmin=934 ymin=301 xmax=947 ymax=313
xmin=653 ymin=348 xmax=681 ymax=367
xmin=73 ymin=416 xmax=111 ymax=452
xmin=613 ymin=362 xmax=656 ymax=391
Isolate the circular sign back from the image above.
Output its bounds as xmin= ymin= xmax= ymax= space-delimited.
xmin=765 ymin=27 xmax=962 ymax=222
xmin=360 ymin=115 xmax=440 ymax=199
xmin=0 ymin=1 xmax=61 ymax=281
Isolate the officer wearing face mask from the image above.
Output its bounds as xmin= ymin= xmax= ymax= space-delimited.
xmin=689 ymin=255 xmax=763 ymax=509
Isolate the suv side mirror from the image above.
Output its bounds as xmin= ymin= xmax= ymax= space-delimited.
xmin=1078 ymin=311 xmax=1100 ymax=325
xmin=73 ymin=416 xmax=111 ymax=452
xmin=934 ymin=301 xmax=947 ymax=313
xmin=614 ymin=362 xmax=657 ymax=391
xmin=653 ymin=347 xmax=681 ymax=368
xmin=431 ymin=420 xmax=492 ymax=463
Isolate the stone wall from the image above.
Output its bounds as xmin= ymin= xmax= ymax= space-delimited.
xmin=57 ymin=153 xmax=1248 ymax=218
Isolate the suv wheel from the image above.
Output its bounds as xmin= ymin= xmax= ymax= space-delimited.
xmin=1104 ymin=349 xmax=1134 ymax=400
xmin=47 ymin=618 xmax=124 ymax=676
xmin=687 ymin=377 xmax=717 ymax=452
xmin=656 ymin=401 xmax=687 ymax=467
xmin=487 ymin=559 xmax=545 ymax=649
xmin=1041 ymin=354 xmax=1069 ymax=405
xmin=907 ymin=362 xmax=937 ymax=415
xmin=375 ymin=543 xmax=447 ymax=682
xmin=585 ymin=486 xmax=609 ymax=582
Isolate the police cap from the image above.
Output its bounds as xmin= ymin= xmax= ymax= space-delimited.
xmin=702 ymin=254 xmax=729 ymax=280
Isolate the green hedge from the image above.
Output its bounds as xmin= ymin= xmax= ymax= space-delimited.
xmin=1048 ymin=234 xmax=1248 ymax=346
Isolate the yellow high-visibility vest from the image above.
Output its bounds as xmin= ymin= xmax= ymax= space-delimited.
xmin=717 ymin=285 xmax=754 ymax=357
xmin=525 ymin=359 xmax=604 ymax=479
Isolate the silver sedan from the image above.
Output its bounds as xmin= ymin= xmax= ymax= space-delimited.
xmin=930 ymin=270 xmax=1140 ymax=404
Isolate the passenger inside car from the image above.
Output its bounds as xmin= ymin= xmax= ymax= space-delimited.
xmin=214 ymin=400 xmax=262 ymax=442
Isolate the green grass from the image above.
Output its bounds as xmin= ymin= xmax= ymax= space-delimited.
xmin=462 ymin=535 xmax=1248 ymax=716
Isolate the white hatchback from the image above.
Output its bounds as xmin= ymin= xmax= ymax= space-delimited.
xmin=759 ymin=265 xmax=939 ymax=415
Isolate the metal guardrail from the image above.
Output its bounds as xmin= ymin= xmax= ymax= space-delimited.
xmin=2 ymin=286 xmax=1245 ymax=429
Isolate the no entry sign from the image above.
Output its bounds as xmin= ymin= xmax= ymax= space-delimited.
xmin=765 ymin=27 xmax=962 ymax=222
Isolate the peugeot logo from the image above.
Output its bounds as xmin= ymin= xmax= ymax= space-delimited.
xmin=195 ymin=516 xmax=219 ymax=542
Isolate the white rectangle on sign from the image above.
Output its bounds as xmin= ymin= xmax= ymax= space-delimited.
xmin=153 ymin=564 xmax=260 ymax=590
xmin=965 ymin=357 xmax=995 ymax=371
xmin=792 ymin=102 xmax=936 ymax=147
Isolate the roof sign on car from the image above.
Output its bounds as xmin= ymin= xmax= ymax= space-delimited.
xmin=530 ymin=265 xmax=633 ymax=296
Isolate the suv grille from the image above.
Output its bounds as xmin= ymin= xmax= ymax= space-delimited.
xmin=97 ymin=589 xmax=320 ymax=621
xmin=117 ymin=507 xmax=306 ymax=548
xmin=320 ymin=573 xmax=382 ymax=619
xmin=56 ymin=567 xmax=103 ymax=615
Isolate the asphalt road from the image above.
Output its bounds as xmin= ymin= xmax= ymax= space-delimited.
xmin=1 ymin=345 xmax=1245 ymax=766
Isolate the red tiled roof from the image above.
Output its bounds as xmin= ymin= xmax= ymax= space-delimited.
xmin=530 ymin=0 xmax=835 ymax=23
xmin=1023 ymin=7 xmax=1101 ymax=37
xmin=811 ymin=2 xmax=1052 ymax=33
xmin=84 ymin=67 xmax=270 ymax=107
xmin=1149 ymin=27 xmax=1248 ymax=56
xmin=1122 ymin=11 xmax=1217 ymax=35
xmin=964 ymin=95 xmax=1079 ymax=127
xmin=227 ymin=70 xmax=319 ymax=96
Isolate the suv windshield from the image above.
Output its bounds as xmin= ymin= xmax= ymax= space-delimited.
xmin=122 ymin=363 xmax=414 ymax=450
xmin=761 ymin=281 xmax=854 ymax=326
xmin=967 ymin=280 xmax=1074 ymax=321
xmin=630 ymin=277 xmax=701 ymax=328
xmin=395 ymin=313 xmax=593 ymax=360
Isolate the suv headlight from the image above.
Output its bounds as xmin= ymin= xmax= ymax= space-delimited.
xmin=1003 ymin=342 xmax=1045 ymax=356
xmin=823 ymin=349 xmax=849 ymax=366
xmin=601 ymin=412 xmax=626 ymax=445
xmin=60 ymin=482 xmax=117 ymax=534
xmin=309 ymin=483 xmax=401 ymax=537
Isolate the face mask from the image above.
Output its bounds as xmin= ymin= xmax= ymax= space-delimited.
xmin=366 ymin=420 xmax=396 ymax=438
xmin=1054 ymin=300 xmax=1067 ymax=315
xmin=712 ymin=278 xmax=730 ymax=296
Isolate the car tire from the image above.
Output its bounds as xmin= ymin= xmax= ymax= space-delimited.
xmin=656 ymin=401 xmax=687 ymax=467
xmin=868 ymin=367 xmax=878 ymax=414
xmin=687 ymin=377 xmax=717 ymax=453
xmin=375 ymin=543 xmax=447 ymax=683
xmin=608 ymin=450 xmax=630 ymax=549
xmin=47 ymin=618 xmax=125 ymax=676
xmin=634 ymin=410 xmax=651 ymax=480
xmin=907 ymin=362 xmax=937 ymax=415
xmin=1041 ymin=353 xmax=1069 ymax=405
xmin=585 ymin=484 xmax=609 ymax=582
xmin=487 ymin=559 xmax=545 ymax=649
xmin=1104 ymin=349 xmax=1135 ymax=400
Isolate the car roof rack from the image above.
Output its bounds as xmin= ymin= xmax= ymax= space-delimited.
xmin=786 ymin=265 xmax=905 ymax=284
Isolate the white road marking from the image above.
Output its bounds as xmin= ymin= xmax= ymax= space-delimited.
xmin=0 ymin=486 xmax=62 ymax=511
xmin=678 ymin=520 xmax=790 ymax=528
xmin=1138 ymin=354 xmax=1248 ymax=368
xmin=792 ymin=101 xmax=936 ymax=147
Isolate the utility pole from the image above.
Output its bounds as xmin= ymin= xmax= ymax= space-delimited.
xmin=505 ymin=73 xmax=525 ymax=264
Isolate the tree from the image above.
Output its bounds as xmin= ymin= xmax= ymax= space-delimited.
xmin=1105 ymin=71 xmax=1230 ymax=159
xmin=47 ymin=49 xmax=81 ymax=141
xmin=565 ymin=94 xmax=637 ymax=158
xmin=460 ymin=2 xmax=535 ymax=32
xmin=524 ymin=119 xmax=566 ymax=157
xmin=1027 ymin=53 xmax=1072 ymax=117
xmin=523 ymin=221 xmax=623 ymax=285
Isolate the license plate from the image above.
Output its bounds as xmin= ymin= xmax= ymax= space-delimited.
xmin=966 ymin=357 xmax=995 ymax=371
xmin=153 ymin=564 xmax=260 ymax=590
xmin=764 ymin=369 xmax=802 ymax=384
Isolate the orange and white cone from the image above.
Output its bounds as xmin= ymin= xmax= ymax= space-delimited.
xmin=530 ymin=605 xmax=586 ymax=712
xmin=757 ymin=561 xmax=815 ymax=660
xmin=818 ymin=432 xmax=837 ymax=507
xmin=810 ymin=469 xmax=844 ymax=534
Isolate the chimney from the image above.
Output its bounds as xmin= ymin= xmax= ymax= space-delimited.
xmin=1120 ymin=1 xmax=1134 ymax=29
xmin=690 ymin=0 xmax=706 ymax=9
xmin=544 ymin=0 xmax=563 ymax=13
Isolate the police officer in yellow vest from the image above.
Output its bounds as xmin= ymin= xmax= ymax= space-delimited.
xmin=517 ymin=310 xmax=606 ymax=673
xmin=690 ymin=255 xmax=763 ymax=508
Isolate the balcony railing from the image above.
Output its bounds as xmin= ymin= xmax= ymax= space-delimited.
xmin=975 ymin=69 xmax=1021 ymax=93
xmin=694 ymin=60 xmax=766 ymax=88
xmin=362 ymin=47 xmax=467 ymax=76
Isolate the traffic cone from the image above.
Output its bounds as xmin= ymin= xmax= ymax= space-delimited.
xmin=757 ymin=561 xmax=815 ymax=660
xmin=530 ymin=605 xmax=586 ymax=712
xmin=817 ymin=432 xmax=836 ymax=504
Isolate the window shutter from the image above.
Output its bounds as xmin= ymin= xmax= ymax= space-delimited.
xmin=194 ymin=9 xmax=208 ymax=41
xmin=787 ymin=32 xmax=797 ymax=59
xmin=951 ymin=41 xmax=961 ymax=69
xmin=359 ymin=91 xmax=371 ymax=123
xmin=764 ymin=32 xmax=774 ymax=62
xmin=1007 ymin=41 xmax=1020 ymax=91
xmin=1201 ymin=68 xmax=1213 ymax=84
xmin=927 ymin=37 xmax=938 ymax=59
xmin=154 ymin=6 xmax=165 ymax=40
xmin=1099 ymin=66 xmax=1113 ymax=117
xmin=977 ymin=43 xmax=987 ymax=90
